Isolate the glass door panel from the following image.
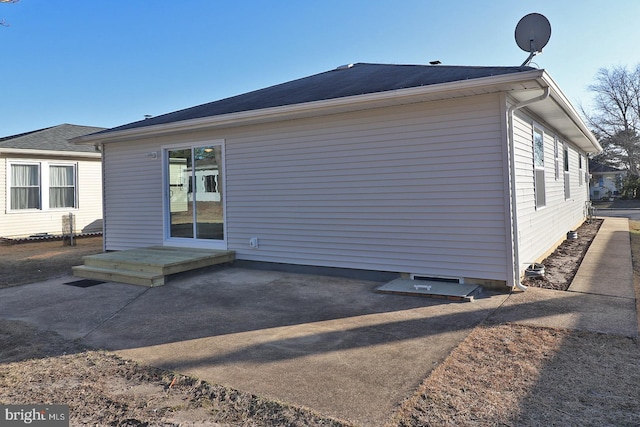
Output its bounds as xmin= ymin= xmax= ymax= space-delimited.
xmin=166 ymin=144 xmax=224 ymax=242
xmin=168 ymin=149 xmax=193 ymax=238
xmin=194 ymin=145 xmax=224 ymax=239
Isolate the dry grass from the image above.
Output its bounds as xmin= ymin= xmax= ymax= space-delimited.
xmin=389 ymin=324 xmax=639 ymax=426
xmin=388 ymin=324 xmax=563 ymax=426
xmin=514 ymin=330 xmax=639 ymax=426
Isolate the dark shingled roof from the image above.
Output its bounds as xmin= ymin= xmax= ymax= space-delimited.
xmin=0 ymin=124 xmax=106 ymax=153
xmin=100 ymin=63 xmax=535 ymax=134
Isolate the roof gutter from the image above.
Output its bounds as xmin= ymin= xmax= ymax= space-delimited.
xmin=507 ymin=86 xmax=550 ymax=291
xmin=72 ymin=70 xmax=548 ymax=145
xmin=540 ymin=71 xmax=601 ymax=152
xmin=0 ymin=148 xmax=101 ymax=158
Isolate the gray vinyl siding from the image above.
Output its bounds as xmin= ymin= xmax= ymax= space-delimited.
xmin=103 ymin=94 xmax=510 ymax=280
xmin=102 ymin=142 xmax=164 ymax=250
xmin=226 ymin=95 xmax=508 ymax=280
xmin=512 ymin=109 xmax=589 ymax=271
xmin=0 ymin=154 xmax=102 ymax=238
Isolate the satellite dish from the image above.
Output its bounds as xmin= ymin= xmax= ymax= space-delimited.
xmin=515 ymin=13 xmax=551 ymax=66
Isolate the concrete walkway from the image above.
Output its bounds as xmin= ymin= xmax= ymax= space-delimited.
xmin=489 ymin=217 xmax=638 ymax=337
xmin=570 ymin=217 xmax=635 ymax=298
xmin=0 ymin=216 xmax=636 ymax=426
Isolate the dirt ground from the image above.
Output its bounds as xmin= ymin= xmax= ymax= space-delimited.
xmin=0 ymin=236 xmax=104 ymax=288
xmin=522 ymin=218 xmax=603 ymax=290
xmin=1 ymin=224 xmax=639 ymax=426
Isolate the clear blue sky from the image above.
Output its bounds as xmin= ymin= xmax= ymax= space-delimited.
xmin=3 ymin=0 xmax=640 ymax=136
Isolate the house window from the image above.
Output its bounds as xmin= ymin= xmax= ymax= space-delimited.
xmin=49 ymin=165 xmax=77 ymax=208
xmin=10 ymin=164 xmax=40 ymax=210
xmin=9 ymin=162 xmax=79 ymax=211
xmin=564 ymin=145 xmax=571 ymax=199
xmin=187 ymin=171 xmax=193 ymax=194
xmin=554 ymin=137 xmax=561 ymax=180
xmin=533 ymin=127 xmax=546 ymax=208
xmin=578 ymin=155 xmax=583 ymax=186
xmin=204 ymin=174 xmax=217 ymax=192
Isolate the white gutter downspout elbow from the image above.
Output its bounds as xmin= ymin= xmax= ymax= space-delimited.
xmin=507 ymin=86 xmax=550 ymax=291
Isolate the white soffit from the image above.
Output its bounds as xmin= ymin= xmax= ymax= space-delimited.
xmin=509 ymin=73 xmax=600 ymax=153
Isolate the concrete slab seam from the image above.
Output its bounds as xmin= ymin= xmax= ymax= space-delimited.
xmin=81 ymin=285 xmax=153 ymax=341
xmin=566 ymin=289 xmax=636 ymax=300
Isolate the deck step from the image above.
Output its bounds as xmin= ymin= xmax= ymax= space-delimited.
xmin=82 ymin=247 xmax=235 ymax=275
xmin=73 ymin=247 xmax=235 ymax=287
xmin=375 ymin=279 xmax=481 ymax=302
xmin=72 ymin=265 xmax=165 ymax=287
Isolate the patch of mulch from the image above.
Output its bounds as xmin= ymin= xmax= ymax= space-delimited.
xmin=523 ymin=219 xmax=603 ymax=291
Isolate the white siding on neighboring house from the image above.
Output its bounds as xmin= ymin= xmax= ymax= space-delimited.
xmin=0 ymin=154 xmax=102 ymax=238
xmin=512 ymin=109 xmax=589 ymax=271
xmin=0 ymin=158 xmax=6 ymax=218
xmin=76 ymin=160 xmax=104 ymax=233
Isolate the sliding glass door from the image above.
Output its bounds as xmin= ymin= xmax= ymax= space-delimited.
xmin=165 ymin=142 xmax=224 ymax=246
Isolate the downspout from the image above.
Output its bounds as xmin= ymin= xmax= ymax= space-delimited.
xmin=99 ymin=142 xmax=107 ymax=252
xmin=507 ymin=86 xmax=550 ymax=291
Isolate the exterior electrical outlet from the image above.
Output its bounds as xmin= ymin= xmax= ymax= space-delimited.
xmin=249 ymin=237 xmax=259 ymax=248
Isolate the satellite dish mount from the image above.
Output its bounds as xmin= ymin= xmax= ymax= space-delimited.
xmin=515 ymin=13 xmax=551 ymax=66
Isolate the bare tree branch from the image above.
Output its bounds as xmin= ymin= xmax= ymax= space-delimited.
xmin=1 ymin=0 xmax=19 ymax=27
xmin=585 ymin=65 xmax=640 ymax=179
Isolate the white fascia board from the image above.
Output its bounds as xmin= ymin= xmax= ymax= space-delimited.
xmin=540 ymin=71 xmax=602 ymax=153
xmin=73 ymin=69 xmax=548 ymax=145
xmin=0 ymin=148 xmax=101 ymax=158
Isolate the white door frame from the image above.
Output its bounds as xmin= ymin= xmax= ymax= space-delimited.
xmin=161 ymin=139 xmax=227 ymax=249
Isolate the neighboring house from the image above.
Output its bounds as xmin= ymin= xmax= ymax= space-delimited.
xmin=72 ymin=63 xmax=601 ymax=289
xmin=589 ymin=160 xmax=625 ymax=200
xmin=0 ymin=124 xmax=105 ymax=239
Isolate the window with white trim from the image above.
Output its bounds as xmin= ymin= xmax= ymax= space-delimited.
xmin=533 ymin=126 xmax=546 ymax=208
xmin=578 ymin=155 xmax=584 ymax=186
xmin=9 ymin=161 xmax=78 ymax=211
xmin=564 ymin=145 xmax=571 ymax=199
xmin=554 ymin=137 xmax=561 ymax=180
xmin=49 ymin=164 xmax=77 ymax=208
xmin=10 ymin=163 xmax=41 ymax=210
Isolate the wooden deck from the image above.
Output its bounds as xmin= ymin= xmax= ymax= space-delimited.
xmin=72 ymin=246 xmax=235 ymax=287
